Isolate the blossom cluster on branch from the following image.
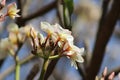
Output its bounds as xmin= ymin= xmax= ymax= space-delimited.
xmin=0 ymin=0 xmax=20 ymax=21
xmin=0 ymin=21 xmax=84 ymax=69
xmin=30 ymin=22 xmax=84 ymax=69
xmin=0 ymin=23 xmax=31 ymax=57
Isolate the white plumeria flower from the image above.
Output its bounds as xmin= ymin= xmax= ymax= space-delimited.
xmin=40 ymin=22 xmax=58 ymax=43
xmin=64 ymin=45 xmax=84 ymax=69
xmin=19 ymin=25 xmax=31 ymax=37
xmin=8 ymin=32 xmax=17 ymax=44
xmin=41 ymin=22 xmax=55 ymax=35
xmin=53 ymin=23 xmax=73 ymax=42
xmin=7 ymin=2 xmax=20 ymax=19
xmin=40 ymin=22 xmax=74 ymax=47
xmin=7 ymin=23 xmax=19 ymax=34
xmin=0 ymin=38 xmax=17 ymax=54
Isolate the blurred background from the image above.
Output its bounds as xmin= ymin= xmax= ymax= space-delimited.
xmin=0 ymin=0 xmax=120 ymax=80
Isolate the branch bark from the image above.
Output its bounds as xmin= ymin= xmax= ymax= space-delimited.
xmin=86 ymin=0 xmax=120 ymax=80
xmin=22 ymin=1 xmax=57 ymax=25
xmin=44 ymin=58 xmax=59 ymax=80
xmin=15 ymin=0 xmax=57 ymax=26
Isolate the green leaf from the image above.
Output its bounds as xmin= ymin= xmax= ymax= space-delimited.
xmin=63 ymin=0 xmax=74 ymax=30
xmin=64 ymin=0 xmax=73 ymax=16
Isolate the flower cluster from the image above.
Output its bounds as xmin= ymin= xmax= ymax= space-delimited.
xmin=0 ymin=0 xmax=20 ymax=21
xmin=30 ymin=22 xmax=84 ymax=69
xmin=0 ymin=23 xmax=32 ymax=58
xmin=0 ymin=21 xmax=84 ymax=69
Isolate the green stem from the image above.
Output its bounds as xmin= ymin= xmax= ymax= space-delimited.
xmin=15 ymin=62 xmax=20 ymax=80
xmin=9 ymin=50 xmax=20 ymax=80
xmin=15 ymin=56 xmax=20 ymax=80
xmin=39 ymin=59 xmax=49 ymax=80
xmin=49 ymin=55 xmax=60 ymax=60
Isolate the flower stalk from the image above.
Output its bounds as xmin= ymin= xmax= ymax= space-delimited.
xmin=15 ymin=61 xmax=20 ymax=80
xmin=14 ymin=54 xmax=20 ymax=80
xmin=39 ymin=59 xmax=49 ymax=80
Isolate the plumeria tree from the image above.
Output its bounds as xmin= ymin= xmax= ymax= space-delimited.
xmin=0 ymin=0 xmax=120 ymax=80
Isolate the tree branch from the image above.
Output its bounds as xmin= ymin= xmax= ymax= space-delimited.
xmin=86 ymin=0 xmax=120 ymax=79
xmin=22 ymin=1 xmax=57 ymax=25
xmin=44 ymin=58 xmax=59 ymax=80
xmin=26 ymin=63 xmax=39 ymax=80
xmin=15 ymin=0 xmax=57 ymax=26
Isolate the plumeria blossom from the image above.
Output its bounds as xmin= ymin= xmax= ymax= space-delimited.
xmin=41 ymin=22 xmax=55 ymax=35
xmin=7 ymin=2 xmax=20 ymax=19
xmin=0 ymin=1 xmax=19 ymax=21
xmin=63 ymin=44 xmax=84 ymax=69
xmin=40 ymin=22 xmax=74 ymax=47
xmin=7 ymin=23 xmax=33 ymax=43
xmin=0 ymin=38 xmax=18 ymax=58
xmin=39 ymin=21 xmax=84 ymax=69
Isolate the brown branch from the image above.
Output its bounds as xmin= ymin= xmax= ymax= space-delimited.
xmin=15 ymin=0 xmax=57 ymax=26
xmin=26 ymin=63 xmax=39 ymax=80
xmin=22 ymin=1 xmax=57 ymax=25
xmin=17 ymin=0 xmax=22 ymax=16
xmin=44 ymin=58 xmax=59 ymax=80
xmin=86 ymin=0 xmax=120 ymax=80
xmin=99 ymin=0 xmax=110 ymax=28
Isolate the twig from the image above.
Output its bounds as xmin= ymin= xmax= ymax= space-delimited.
xmin=86 ymin=0 xmax=120 ymax=80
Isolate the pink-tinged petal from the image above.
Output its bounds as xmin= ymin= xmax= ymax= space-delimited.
xmin=102 ymin=67 xmax=107 ymax=77
xmin=1 ymin=0 xmax=6 ymax=6
xmin=7 ymin=2 xmax=20 ymax=19
xmin=108 ymin=72 xmax=115 ymax=80
xmin=7 ymin=2 xmax=16 ymax=10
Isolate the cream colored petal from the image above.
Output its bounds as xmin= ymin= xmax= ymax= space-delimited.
xmin=70 ymin=59 xmax=78 ymax=69
xmin=8 ymin=32 xmax=17 ymax=44
xmin=75 ymin=54 xmax=84 ymax=63
xmin=7 ymin=23 xmax=19 ymax=33
xmin=40 ymin=22 xmax=54 ymax=34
